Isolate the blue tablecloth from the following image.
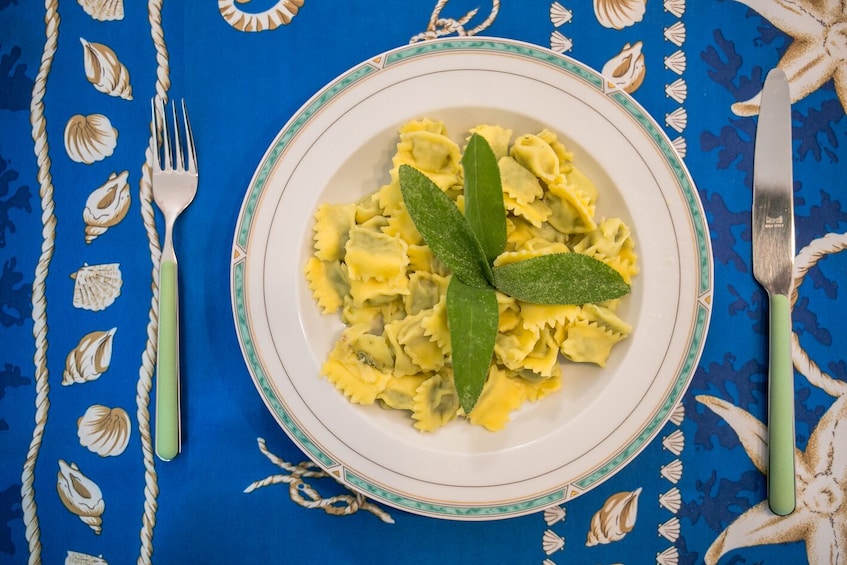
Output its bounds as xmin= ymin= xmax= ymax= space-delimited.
xmin=2 ymin=1 xmax=846 ymax=563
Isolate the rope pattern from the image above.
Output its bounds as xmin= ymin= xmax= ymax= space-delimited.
xmin=790 ymin=232 xmax=847 ymax=398
xmin=135 ymin=1 xmax=170 ymax=563
xmin=21 ymin=1 xmax=60 ymax=562
xmin=410 ymin=0 xmax=500 ymax=43
xmin=244 ymin=439 xmax=395 ymax=524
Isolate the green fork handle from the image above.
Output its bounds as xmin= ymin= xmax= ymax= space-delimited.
xmin=767 ymin=293 xmax=795 ymax=516
xmin=156 ymin=259 xmax=181 ymax=461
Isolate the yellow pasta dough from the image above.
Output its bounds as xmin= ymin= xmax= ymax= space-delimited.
xmin=306 ymin=119 xmax=638 ymax=432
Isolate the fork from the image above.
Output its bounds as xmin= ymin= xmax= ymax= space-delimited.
xmin=150 ymin=97 xmax=198 ymax=461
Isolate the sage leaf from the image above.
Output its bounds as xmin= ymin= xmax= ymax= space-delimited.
xmin=399 ymin=164 xmax=492 ymax=289
xmin=463 ymin=133 xmax=506 ymax=262
xmin=447 ymin=276 xmax=499 ymax=413
xmin=492 ymin=253 xmax=630 ymax=304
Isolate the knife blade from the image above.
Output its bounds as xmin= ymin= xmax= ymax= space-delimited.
xmin=752 ymin=68 xmax=796 ymax=516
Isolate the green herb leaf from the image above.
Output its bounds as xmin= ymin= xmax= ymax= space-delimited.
xmin=399 ymin=164 xmax=493 ymax=289
xmin=462 ymin=133 xmax=506 ymax=262
xmin=492 ymin=253 xmax=630 ymax=304
xmin=446 ymin=277 xmax=499 ymax=413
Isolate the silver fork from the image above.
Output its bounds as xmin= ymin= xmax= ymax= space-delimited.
xmin=150 ymin=97 xmax=198 ymax=461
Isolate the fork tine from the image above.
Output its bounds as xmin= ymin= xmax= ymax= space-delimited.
xmin=151 ymin=97 xmax=161 ymax=171
xmin=181 ymin=99 xmax=197 ymax=174
xmin=160 ymin=97 xmax=173 ymax=170
xmin=170 ymin=100 xmax=184 ymax=171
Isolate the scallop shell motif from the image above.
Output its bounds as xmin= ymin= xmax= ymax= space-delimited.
xmin=78 ymin=404 xmax=130 ymax=456
xmin=671 ymin=136 xmax=687 ymax=158
xmin=550 ymin=2 xmax=572 ymax=26
xmin=658 ymin=516 xmax=681 ymax=542
xmin=543 ymin=504 xmax=566 ymax=525
xmin=664 ymin=50 xmax=687 ymax=75
xmin=585 ymin=488 xmax=641 ymax=546
xmin=661 ymin=458 xmax=683 ymax=483
xmin=71 ymin=263 xmax=122 ymax=311
xmin=78 ymin=0 xmax=124 ymax=21
xmin=81 ymin=39 xmax=132 ymax=100
xmin=669 ymin=401 xmax=685 ymax=425
xmin=56 ymin=460 xmax=105 ymax=535
xmin=84 ymin=170 xmax=130 ymax=243
xmin=63 ymin=328 xmax=116 ymax=385
xmin=65 ymin=114 xmax=118 ymax=164
xmin=664 ymin=21 xmax=686 ymax=47
xmin=66 ymin=550 xmax=108 ymax=565
xmin=219 ymin=0 xmax=305 ymax=32
xmin=665 ymin=77 xmax=688 ymax=103
xmin=594 ymin=0 xmax=646 ymax=30
xmin=665 ymin=107 xmax=687 ymax=133
xmin=657 ymin=546 xmax=680 ymax=565
xmin=542 ymin=529 xmax=565 ymax=554
xmin=659 ymin=486 xmax=681 ymax=513
xmin=664 ymin=0 xmax=685 ymax=17
xmin=549 ymin=30 xmax=573 ymax=53
xmin=662 ymin=429 xmax=685 ymax=455
xmin=601 ymin=42 xmax=646 ymax=94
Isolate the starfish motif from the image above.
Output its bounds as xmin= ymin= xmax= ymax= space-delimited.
xmin=696 ymin=393 xmax=847 ymax=564
xmin=732 ymin=0 xmax=847 ymax=115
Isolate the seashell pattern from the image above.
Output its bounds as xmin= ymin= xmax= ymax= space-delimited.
xmin=664 ymin=50 xmax=687 ymax=75
xmin=665 ymin=77 xmax=688 ymax=103
xmin=84 ymin=170 xmax=130 ymax=243
xmin=664 ymin=0 xmax=685 ymax=18
xmin=542 ymin=529 xmax=565 ymax=554
xmin=602 ymin=41 xmax=646 ymax=93
xmin=658 ymin=516 xmax=681 ymax=542
xmin=78 ymin=404 xmax=130 ymax=456
xmin=219 ymin=0 xmax=305 ymax=32
xmin=56 ymin=460 xmax=105 ymax=534
xmin=594 ymin=0 xmax=647 ymax=30
xmin=63 ymin=328 xmax=116 ymax=385
xmin=665 ymin=107 xmax=688 ymax=133
xmin=65 ymin=114 xmax=118 ymax=164
xmin=662 ymin=429 xmax=685 ymax=455
xmin=543 ymin=504 xmax=566 ymax=525
xmin=550 ymin=2 xmax=572 ymax=26
xmin=664 ymin=21 xmax=686 ymax=47
xmin=549 ymin=30 xmax=573 ymax=53
xmin=661 ymin=458 xmax=683 ymax=483
xmin=671 ymin=136 xmax=687 ymax=158
xmin=78 ymin=0 xmax=124 ymax=21
xmin=657 ymin=545 xmax=680 ymax=565
xmin=71 ymin=263 xmax=122 ymax=311
xmin=66 ymin=550 xmax=108 ymax=564
xmin=81 ymin=39 xmax=132 ymax=99
xmin=659 ymin=486 xmax=681 ymax=513
xmin=585 ymin=488 xmax=641 ymax=546
xmin=669 ymin=401 xmax=685 ymax=425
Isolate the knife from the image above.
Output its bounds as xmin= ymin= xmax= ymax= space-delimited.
xmin=752 ymin=68 xmax=796 ymax=516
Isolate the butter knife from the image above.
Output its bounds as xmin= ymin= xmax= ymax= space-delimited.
xmin=752 ymin=68 xmax=796 ymax=516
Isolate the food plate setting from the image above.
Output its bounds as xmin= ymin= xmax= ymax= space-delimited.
xmin=231 ymin=37 xmax=712 ymax=520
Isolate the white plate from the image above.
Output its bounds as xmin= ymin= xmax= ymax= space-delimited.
xmin=231 ymin=38 xmax=712 ymax=520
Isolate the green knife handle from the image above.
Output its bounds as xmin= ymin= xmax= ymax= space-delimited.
xmin=156 ymin=258 xmax=180 ymax=461
xmin=767 ymin=293 xmax=795 ymax=515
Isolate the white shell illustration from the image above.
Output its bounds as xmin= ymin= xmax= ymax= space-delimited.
xmin=71 ymin=263 xmax=122 ymax=311
xmin=549 ymin=30 xmax=573 ymax=53
xmin=665 ymin=106 xmax=688 ymax=133
xmin=585 ymin=488 xmax=641 ymax=546
xmin=542 ymin=560 xmax=556 ymax=565
xmin=658 ymin=516 xmax=681 ymax=542
xmin=657 ymin=545 xmax=680 ymax=565
xmin=78 ymin=0 xmax=124 ymax=21
xmin=84 ymin=170 xmax=130 ymax=243
xmin=56 ymin=460 xmax=105 ymax=534
xmin=64 ymin=114 xmax=118 ymax=164
xmin=66 ymin=551 xmax=108 ymax=565
xmin=669 ymin=401 xmax=685 ymax=425
xmin=662 ymin=429 xmax=685 ymax=455
xmin=661 ymin=459 xmax=683 ymax=483
xmin=63 ymin=328 xmax=116 ymax=385
xmin=659 ymin=486 xmax=681 ymax=513
xmin=542 ymin=529 xmax=565 ymax=554
xmin=664 ymin=50 xmax=687 ymax=75
xmin=602 ymin=42 xmax=646 ymax=93
xmin=549 ymin=2 xmax=572 ymax=26
xmin=543 ymin=504 xmax=566 ymax=525
xmin=594 ymin=0 xmax=646 ymax=30
xmin=219 ymin=0 xmax=305 ymax=32
xmin=664 ymin=0 xmax=685 ymax=18
xmin=81 ymin=39 xmax=132 ymax=100
xmin=665 ymin=77 xmax=688 ymax=103
xmin=664 ymin=21 xmax=686 ymax=47
xmin=78 ymin=404 xmax=130 ymax=456
xmin=671 ymin=136 xmax=687 ymax=158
